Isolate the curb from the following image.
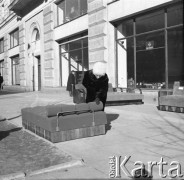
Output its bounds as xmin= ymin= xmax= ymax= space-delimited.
xmin=0 ymin=172 xmax=25 ymax=180
xmin=0 ymin=159 xmax=84 ymax=180
xmin=26 ymin=159 xmax=84 ymax=177
xmin=0 ymin=116 xmax=6 ymax=122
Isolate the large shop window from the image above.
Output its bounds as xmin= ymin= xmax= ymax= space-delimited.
xmin=57 ymin=0 xmax=87 ymax=25
xmin=0 ymin=38 xmax=4 ymax=53
xmin=59 ymin=33 xmax=88 ymax=86
xmin=0 ymin=60 xmax=4 ymax=75
xmin=11 ymin=56 xmax=20 ymax=85
xmin=168 ymin=27 xmax=183 ymax=88
xmin=116 ymin=2 xmax=183 ymax=89
xmin=10 ymin=29 xmax=19 ymax=48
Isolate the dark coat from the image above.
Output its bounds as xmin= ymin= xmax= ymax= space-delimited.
xmin=66 ymin=73 xmax=75 ymax=91
xmin=0 ymin=75 xmax=3 ymax=84
xmin=82 ymin=70 xmax=109 ymax=107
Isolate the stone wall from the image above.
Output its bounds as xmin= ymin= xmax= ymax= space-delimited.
xmin=88 ymin=0 xmax=108 ymax=69
xmin=3 ymin=33 xmax=9 ymax=85
xmin=43 ymin=4 xmax=54 ymax=87
xmin=19 ymin=23 xmax=26 ymax=87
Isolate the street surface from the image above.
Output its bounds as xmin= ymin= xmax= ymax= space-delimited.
xmin=0 ymin=89 xmax=184 ymax=179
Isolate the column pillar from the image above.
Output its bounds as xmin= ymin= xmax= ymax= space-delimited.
xmin=3 ymin=34 xmax=9 ymax=85
xmin=43 ymin=4 xmax=54 ymax=87
xmin=88 ymin=0 xmax=108 ymax=69
xmin=19 ymin=23 xmax=27 ymax=87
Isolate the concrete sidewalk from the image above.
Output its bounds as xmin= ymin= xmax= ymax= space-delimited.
xmin=0 ymin=90 xmax=184 ymax=179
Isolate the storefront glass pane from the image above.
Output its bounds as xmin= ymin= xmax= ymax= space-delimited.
xmin=61 ymin=53 xmax=69 ymax=86
xmin=122 ymin=20 xmax=133 ymax=37
xmin=60 ymin=35 xmax=88 ymax=86
xmin=61 ymin=44 xmax=69 ymax=52
xmin=69 ymin=39 xmax=82 ymax=51
xmin=136 ymin=48 xmax=165 ymax=89
xmin=168 ymin=27 xmax=184 ymax=88
xmin=167 ymin=4 xmax=183 ymax=27
xmin=136 ymin=11 xmax=164 ymax=34
xmin=83 ymin=37 xmax=88 ymax=47
xmin=136 ymin=31 xmax=164 ymax=51
xmin=126 ymin=38 xmax=134 ymax=81
xmin=69 ymin=49 xmax=82 ymax=71
xmin=83 ymin=47 xmax=88 ymax=70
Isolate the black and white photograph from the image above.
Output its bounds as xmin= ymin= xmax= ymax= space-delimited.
xmin=0 ymin=0 xmax=183 ymax=179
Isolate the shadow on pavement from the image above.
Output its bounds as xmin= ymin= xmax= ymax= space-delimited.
xmin=0 ymin=121 xmax=72 ymax=176
xmin=0 ymin=127 xmax=22 ymax=141
xmin=8 ymin=115 xmax=22 ymax=121
xmin=0 ymin=90 xmax=24 ymax=96
xmin=106 ymin=113 xmax=119 ymax=132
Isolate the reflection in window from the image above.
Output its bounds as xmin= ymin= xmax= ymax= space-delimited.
xmin=60 ymin=35 xmax=88 ymax=86
xmin=136 ymin=32 xmax=165 ymax=88
xmin=136 ymin=31 xmax=164 ymax=51
xmin=116 ymin=2 xmax=183 ymax=89
xmin=66 ymin=0 xmax=79 ymax=21
xmin=0 ymin=38 xmax=4 ymax=53
xmin=167 ymin=4 xmax=183 ymax=27
xmin=122 ymin=20 xmax=133 ymax=37
xmin=136 ymin=11 xmax=164 ymax=34
xmin=69 ymin=39 xmax=82 ymax=51
xmin=126 ymin=38 xmax=134 ymax=80
xmin=136 ymin=48 xmax=165 ymax=89
xmin=57 ymin=0 xmax=87 ymax=25
xmin=168 ymin=27 xmax=183 ymax=87
xmin=61 ymin=44 xmax=69 ymax=52
xmin=12 ymin=56 xmax=20 ymax=85
xmin=10 ymin=29 xmax=19 ymax=48
xmin=0 ymin=60 xmax=4 ymax=75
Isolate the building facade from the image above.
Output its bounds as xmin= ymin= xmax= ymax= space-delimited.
xmin=0 ymin=0 xmax=183 ymax=91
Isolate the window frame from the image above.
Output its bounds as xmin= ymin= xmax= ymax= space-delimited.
xmin=56 ymin=0 xmax=87 ymax=26
xmin=10 ymin=28 xmax=19 ymax=49
xmin=0 ymin=38 xmax=4 ymax=53
xmin=11 ymin=56 xmax=20 ymax=85
xmin=0 ymin=60 xmax=4 ymax=75
xmin=59 ymin=32 xmax=88 ymax=86
xmin=115 ymin=1 xmax=183 ymax=89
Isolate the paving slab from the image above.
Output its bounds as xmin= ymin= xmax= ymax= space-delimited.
xmin=0 ymin=120 xmax=72 ymax=177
